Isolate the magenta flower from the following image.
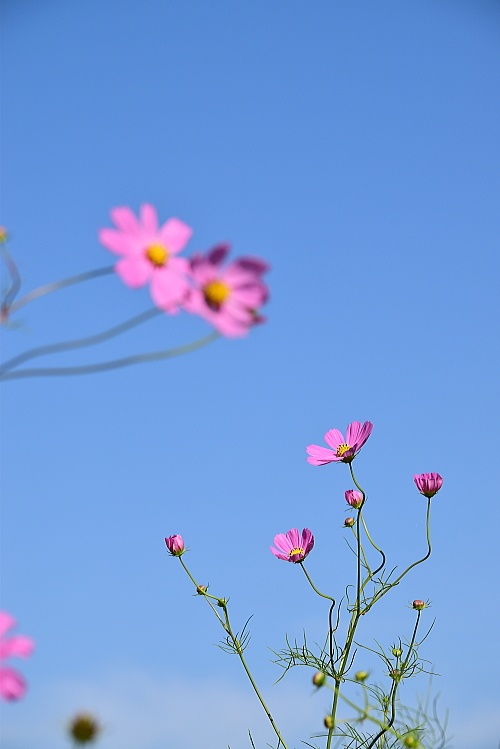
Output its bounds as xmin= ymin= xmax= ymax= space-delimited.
xmin=99 ymin=204 xmax=193 ymax=313
xmin=270 ymin=528 xmax=314 ymax=563
xmin=345 ymin=490 xmax=363 ymax=509
xmin=184 ymin=244 xmax=269 ymax=337
xmin=165 ymin=535 xmax=185 ymax=556
xmin=414 ymin=473 xmax=443 ymax=498
xmin=307 ymin=421 xmax=373 ymax=466
xmin=0 ymin=611 xmax=34 ymax=701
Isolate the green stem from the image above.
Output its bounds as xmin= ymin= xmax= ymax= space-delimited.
xmin=300 ymin=563 xmax=335 ymax=603
xmin=176 ymin=557 xmax=288 ymax=749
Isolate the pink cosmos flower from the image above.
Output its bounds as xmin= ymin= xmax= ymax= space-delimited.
xmin=414 ymin=473 xmax=443 ymax=498
xmin=307 ymin=421 xmax=373 ymax=466
xmin=345 ymin=489 xmax=363 ymax=509
xmin=0 ymin=611 xmax=35 ymax=701
xmin=183 ymin=244 xmax=269 ymax=337
xmin=165 ymin=534 xmax=185 ymax=556
xmin=98 ymin=204 xmax=193 ymax=313
xmin=270 ymin=528 xmax=314 ymax=563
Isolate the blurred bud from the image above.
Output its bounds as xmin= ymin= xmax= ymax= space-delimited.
xmin=196 ymin=585 xmax=207 ymax=594
xmin=392 ymin=648 xmax=402 ymax=657
xmin=164 ymin=535 xmax=185 ymax=556
xmin=355 ymin=670 xmax=368 ymax=682
xmin=0 ymin=226 xmax=8 ymax=243
xmin=413 ymin=473 xmax=443 ymax=498
xmin=324 ymin=715 xmax=334 ymax=729
xmin=68 ymin=714 xmax=100 ymax=744
xmin=389 ymin=669 xmax=401 ymax=681
xmin=403 ymin=735 xmax=419 ymax=747
xmin=312 ymin=671 xmax=326 ymax=687
xmin=344 ymin=517 xmax=355 ymax=528
xmin=345 ymin=490 xmax=363 ymax=509
xmin=412 ymin=600 xmax=425 ymax=610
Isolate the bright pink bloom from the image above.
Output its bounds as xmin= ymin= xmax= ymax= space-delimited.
xmin=99 ymin=204 xmax=193 ymax=313
xmin=165 ymin=535 xmax=185 ymax=556
xmin=345 ymin=490 xmax=363 ymax=509
xmin=0 ymin=611 xmax=34 ymax=701
xmin=414 ymin=473 xmax=443 ymax=498
xmin=184 ymin=244 xmax=269 ymax=337
xmin=270 ymin=528 xmax=314 ymax=563
xmin=307 ymin=421 xmax=373 ymax=466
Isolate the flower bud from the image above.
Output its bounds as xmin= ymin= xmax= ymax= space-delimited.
xmin=412 ymin=600 xmax=425 ymax=610
xmin=389 ymin=669 xmax=401 ymax=681
xmin=68 ymin=714 xmax=100 ymax=744
xmin=355 ymin=670 xmax=368 ymax=682
xmin=312 ymin=671 xmax=326 ymax=687
xmin=403 ymin=735 xmax=418 ymax=747
xmin=165 ymin=535 xmax=185 ymax=556
xmin=0 ymin=226 xmax=8 ymax=244
xmin=324 ymin=715 xmax=334 ymax=729
xmin=196 ymin=585 xmax=207 ymax=595
xmin=345 ymin=490 xmax=363 ymax=509
xmin=392 ymin=648 xmax=402 ymax=657
xmin=344 ymin=517 xmax=355 ymax=528
xmin=413 ymin=473 xmax=443 ymax=498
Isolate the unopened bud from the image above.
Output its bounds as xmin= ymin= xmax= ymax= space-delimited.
xmin=345 ymin=490 xmax=363 ymax=509
xmin=344 ymin=517 xmax=355 ymax=528
xmin=412 ymin=600 xmax=425 ymax=610
xmin=68 ymin=714 xmax=100 ymax=744
xmin=403 ymin=735 xmax=418 ymax=747
xmin=312 ymin=671 xmax=326 ymax=687
xmin=323 ymin=715 xmax=334 ymax=729
xmin=0 ymin=226 xmax=7 ymax=243
xmin=389 ymin=669 xmax=401 ymax=681
xmin=392 ymin=648 xmax=402 ymax=657
xmin=164 ymin=534 xmax=185 ymax=556
xmin=355 ymin=670 xmax=368 ymax=682
xmin=196 ymin=585 xmax=207 ymax=594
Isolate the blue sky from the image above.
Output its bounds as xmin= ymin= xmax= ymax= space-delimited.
xmin=1 ymin=1 xmax=499 ymax=747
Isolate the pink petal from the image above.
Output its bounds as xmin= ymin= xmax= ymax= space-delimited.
xmin=233 ymin=256 xmax=269 ymax=276
xmin=231 ymin=285 xmax=267 ymax=308
xmin=140 ymin=204 xmax=159 ymax=235
xmin=98 ymin=228 xmax=136 ymax=256
xmin=354 ymin=422 xmax=373 ymax=449
xmin=273 ymin=533 xmax=292 ymax=554
xmin=324 ymin=429 xmax=344 ymax=450
xmin=286 ymin=529 xmax=301 ymax=549
xmin=270 ymin=547 xmax=289 ymax=561
xmin=110 ymin=206 xmax=141 ymax=235
xmin=0 ymin=612 xmax=15 ymax=638
xmin=160 ymin=218 xmax=193 ymax=254
xmin=150 ymin=267 xmax=189 ymax=312
xmin=207 ymin=243 xmax=231 ymax=266
xmin=0 ymin=635 xmax=34 ymax=660
xmin=301 ymin=528 xmax=314 ymax=551
xmin=0 ymin=667 xmax=26 ymax=701
xmin=306 ymin=445 xmax=339 ymax=465
xmin=115 ymin=257 xmax=152 ymax=288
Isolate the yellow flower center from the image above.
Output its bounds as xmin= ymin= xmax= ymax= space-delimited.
xmin=336 ymin=443 xmax=351 ymax=457
xmin=204 ymin=280 xmax=230 ymax=307
xmin=289 ymin=547 xmax=304 ymax=557
xmin=146 ymin=244 xmax=169 ymax=267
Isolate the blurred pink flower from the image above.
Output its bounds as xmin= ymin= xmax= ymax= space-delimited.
xmin=0 ymin=611 xmax=34 ymax=701
xmin=345 ymin=489 xmax=363 ymax=508
xmin=99 ymin=204 xmax=193 ymax=313
xmin=414 ymin=473 xmax=443 ymax=498
xmin=270 ymin=528 xmax=314 ymax=563
xmin=307 ymin=421 xmax=373 ymax=466
xmin=165 ymin=534 xmax=185 ymax=556
xmin=184 ymin=244 xmax=269 ymax=337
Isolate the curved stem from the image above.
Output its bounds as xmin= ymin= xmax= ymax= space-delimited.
xmin=300 ymin=563 xmax=335 ymax=603
xmin=5 ymin=266 xmax=115 ymax=317
xmin=0 ymin=331 xmax=220 ymax=381
xmin=0 ymin=307 xmax=163 ymax=373
xmin=360 ymin=515 xmax=386 ymax=577
xmin=0 ymin=244 xmax=22 ymax=316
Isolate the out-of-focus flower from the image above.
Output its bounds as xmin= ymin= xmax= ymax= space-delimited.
xmin=312 ymin=671 xmax=326 ymax=687
xmin=270 ymin=528 xmax=314 ymax=563
xmin=306 ymin=422 xmax=373 ymax=466
xmin=403 ymin=734 xmax=419 ymax=747
xmin=69 ymin=713 xmax=100 ymax=744
xmin=344 ymin=517 xmax=355 ymax=528
xmin=0 ymin=226 xmax=8 ymax=243
xmin=345 ymin=489 xmax=363 ymax=509
xmin=0 ymin=611 xmax=35 ymax=701
xmin=355 ymin=670 xmax=368 ymax=682
xmin=392 ymin=648 xmax=402 ymax=657
xmin=184 ymin=244 xmax=269 ymax=337
xmin=164 ymin=535 xmax=185 ymax=556
xmin=324 ymin=715 xmax=334 ymax=729
xmin=414 ymin=473 xmax=443 ymax=498
xmin=389 ymin=669 xmax=401 ymax=681
xmin=412 ymin=600 xmax=425 ymax=610
xmin=98 ymin=204 xmax=193 ymax=313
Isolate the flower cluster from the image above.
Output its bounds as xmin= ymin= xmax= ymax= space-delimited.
xmin=0 ymin=611 xmax=34 ymax=701
xmin=99 ymin=205 xmax=269 ymax=338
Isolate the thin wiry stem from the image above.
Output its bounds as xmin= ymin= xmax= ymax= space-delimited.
xmin=0 ymin=243 xmax=22 ymax=318
xmin=4 ymin=265 xmax=115 ymax=317
xmin=0 ymin=307 xmax=163 ymax=373
xmin=0 ymin=331 xmax=220 ymax=381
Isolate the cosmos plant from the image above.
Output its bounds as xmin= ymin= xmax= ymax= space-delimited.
xmin=0 ymin=207 xmax=270 ymax=381
xmin=166 ymin=422 xmax=447 ymax=749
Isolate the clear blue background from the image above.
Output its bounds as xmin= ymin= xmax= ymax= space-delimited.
xmin=1 ymin=1 xmax=499 ymax=747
